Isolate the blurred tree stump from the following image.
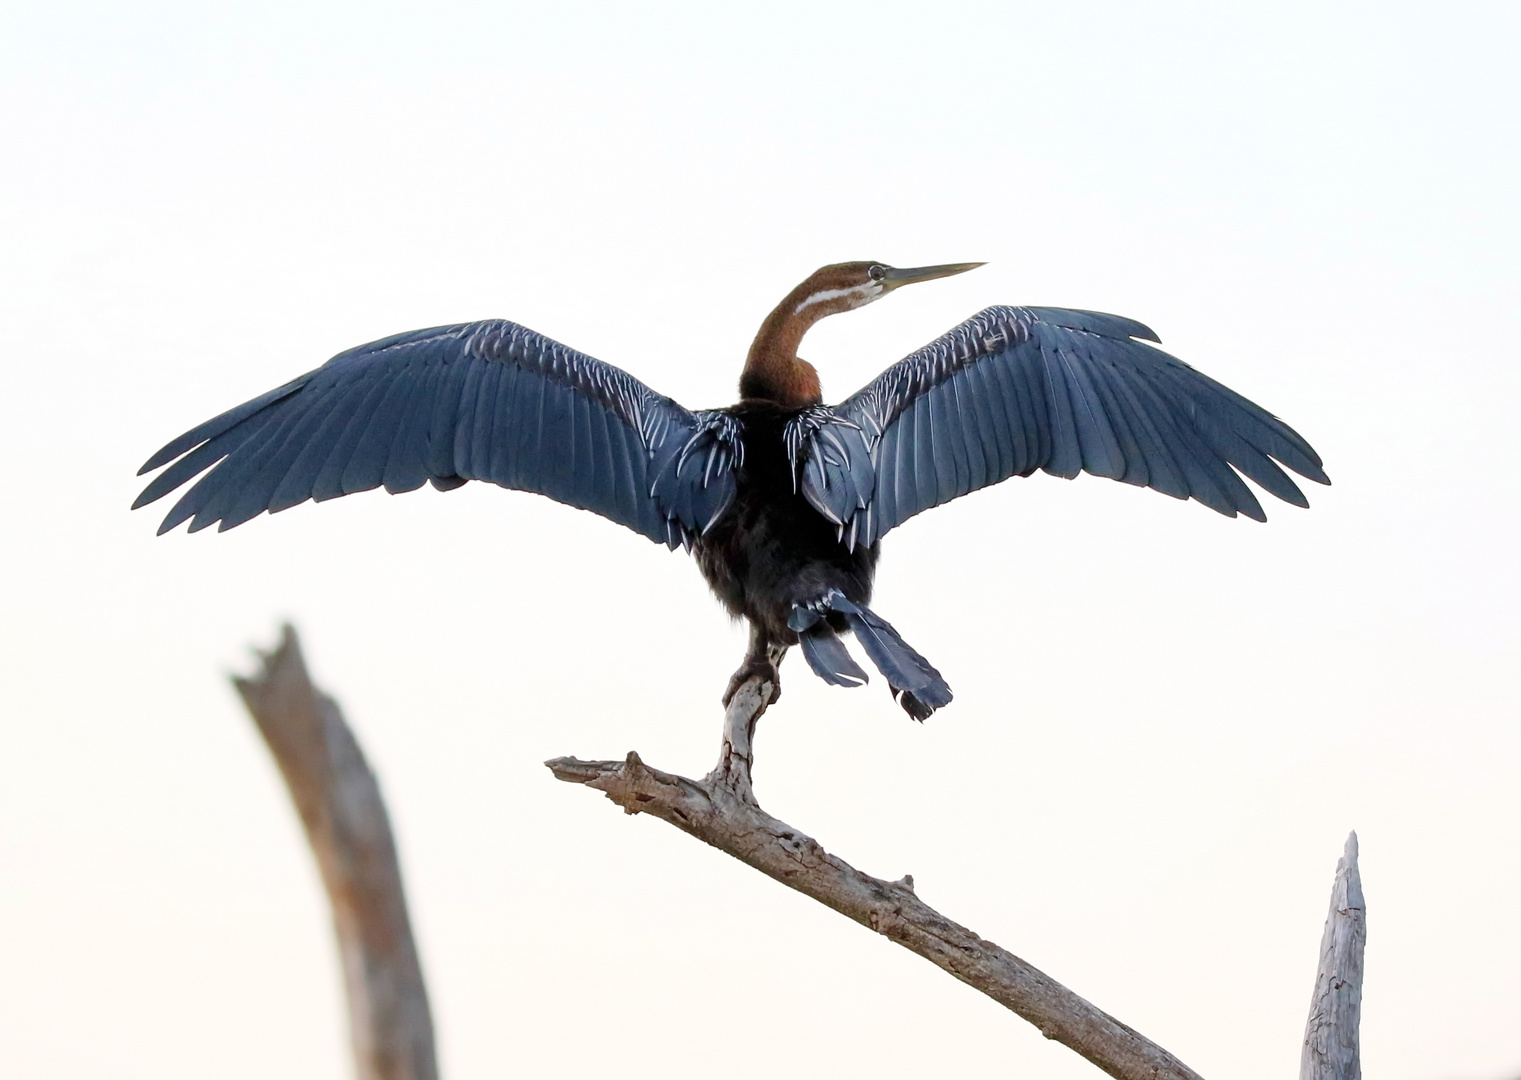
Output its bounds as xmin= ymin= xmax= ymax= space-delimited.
xmin=234 ymin=625 xmax=437 ymax=1080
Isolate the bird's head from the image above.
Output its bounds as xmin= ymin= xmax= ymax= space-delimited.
xmin=787 ymin=261 xmax=985 ymax=321
xmin=742 ymin=260 xmax=983 ymax=407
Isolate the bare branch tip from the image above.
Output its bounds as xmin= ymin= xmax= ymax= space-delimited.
xmin=232 ymin=622 xmax=308 ymax=696
xmin=543 ymin=756 xmax=611 ymax=785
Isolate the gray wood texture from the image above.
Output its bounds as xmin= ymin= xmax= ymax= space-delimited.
xmin=234 ymin=626 xmax=437 ymax=1080
xmin=1300 ymin=832 xmax=1366 ymax=1080
xmin=705 ymin=638 xmax=788 ymax=800
xmin=547 ymin=663 xmax=1206 ymax=1080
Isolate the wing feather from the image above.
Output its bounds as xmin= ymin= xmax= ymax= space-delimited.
xmin=1101 ymin=364 xmax=1190 ymax=499
xmin=928 ymin=384 xmax=961 ymax=505
xmin=343 ymin=365 xmax=419 ymax=496
xmin=1062 ymin=336 xmax=1126 ymax=479
xmin=269 ymin=382 xmax=357 ymax=512
xmin=945 ymin=373 xmax=983 ymax=496
xmin=572 ymin=390 xmax=603 ymax=512
xmin=874 ymin=421 xmax=900 ymax=534
xmin=1122 ymin=369 xmax=1234 ymax=511
xmin=957 ymin=361 xmax=1001 ymax=483
xmin=425 ymin=353 xmax=469 ymax=479
xmin=497 ymin=353 xmax=533 ymax=485
xmin=135 ymin=320 xmax=734 ymax=543
xmin=908 ymin=397 xmax=935 ymax=521
xmin=133 ymin=414 xmax=274 ymax=513
xmin=137 ymin=379 xmax=308 ymax=474
xmin=313 ymin=366 xmax=407 ymax=501
xmin=797 ymin=305 xmax=1327 ymax=543
xmin=1079 ymin=355 xmax=1150 ymax=489
xmin=222 ymin=385 xmax=348 ymax=529
xmin=981 ymin=344 xmax=1029 ymax=476
xmin=1034 ymin=326 xmax=1083 ymax=479
xmin=1011 ymin=341 xmax=1049 ymax=472
xmin=191 ymin=390 xmax=335 ymax=531
xmin=467 ymin=354 xmax=506 ymax=483
xmin=447 ymin=351 xmax=488 ymax=480
xmin=892 ymin=401 xmax=917 ymax=525
xmin=381 ymin=346 xmax=445 ymax=495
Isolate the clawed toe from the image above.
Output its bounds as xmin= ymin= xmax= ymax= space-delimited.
xmin=723 ymin=658 xmax=781 ymax=707
xmin=892 ymin=686 xmax=949 ymax=722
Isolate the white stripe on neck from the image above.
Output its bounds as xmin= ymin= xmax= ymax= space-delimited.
xmin=793 ymin=282 xmax=882 ymax=315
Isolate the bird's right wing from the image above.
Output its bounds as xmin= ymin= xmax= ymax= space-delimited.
xmin=134 ymin=319 xmax=740 ymax=546
xmin=788 ymin=305 xmax=1328 ymax=548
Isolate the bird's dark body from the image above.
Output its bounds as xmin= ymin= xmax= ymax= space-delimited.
xmin=693 ymin=400 xmax=878 ymax=643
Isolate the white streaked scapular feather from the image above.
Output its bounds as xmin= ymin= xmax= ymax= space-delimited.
xmin=793 ymin=281 xmax=883 ymax=315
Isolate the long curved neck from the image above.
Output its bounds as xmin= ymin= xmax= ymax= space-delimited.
xmin=739 ymin=283 xmax=827 ymax=407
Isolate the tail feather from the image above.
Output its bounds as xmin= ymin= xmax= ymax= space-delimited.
xmin=799 ymin=628 xmax=869 ymax=688
xmin=835 ymin=601 xmax=934 ymax=691
xmin=791 ymin=591 xmax=953 ymax=719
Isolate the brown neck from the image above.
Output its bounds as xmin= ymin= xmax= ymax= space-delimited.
xmin=739 ymin=283 xmax=826 ymax=407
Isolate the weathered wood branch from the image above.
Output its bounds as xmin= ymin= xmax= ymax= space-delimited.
xmin=234 ymin=625 xmax=437 ymax=1080
xmin=546 ymin=666 xmax=1205 ymax=1080
xmin=703 ymin=639 xmax=787 ymax=800
xmin=1300 ymin=832 xmax=1366 ymax=1080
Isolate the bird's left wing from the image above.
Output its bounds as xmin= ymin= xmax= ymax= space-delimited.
xmin=786 ymin=305 xmax=1328 ymax=549
xmin=134 ymin=320 xmax=739 ymax=546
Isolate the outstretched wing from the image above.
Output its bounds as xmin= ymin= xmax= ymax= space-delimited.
xmin=787 ymin=306 xmax=1328 ymax=549
xmin=134 ymin=320 xmax=741 ymax=546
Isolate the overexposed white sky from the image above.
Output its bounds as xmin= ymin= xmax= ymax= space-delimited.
xmin=1 ymin=2 xmax=1517 ymax=1078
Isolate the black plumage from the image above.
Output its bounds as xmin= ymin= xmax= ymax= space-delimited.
xmin=135 ymin=262 xmax=1328 ymax=718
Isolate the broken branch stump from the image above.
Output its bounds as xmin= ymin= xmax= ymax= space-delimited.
xmin=1300 ymin=832 xmax=1366 ymax=1080
xmin=234 ymin=625 xmax=437 ymax=1080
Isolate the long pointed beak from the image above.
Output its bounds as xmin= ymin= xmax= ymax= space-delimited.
xmin=880 ymin=262 xmax=985 ymax=291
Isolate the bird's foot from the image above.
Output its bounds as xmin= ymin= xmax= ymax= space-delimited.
xmin=892 ymin=683 xmax=952 ymax=722
xmin=892 ymin=689 xmax=933 ymax=721
xmin=723 ymin=655 xmax=781 ymax=707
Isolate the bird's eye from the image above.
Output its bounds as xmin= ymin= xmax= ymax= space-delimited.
xmin=868 ymin=265 xmax=887 ymax=282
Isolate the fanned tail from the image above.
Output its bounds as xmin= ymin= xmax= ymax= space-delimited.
xmin=788 ymin=590 xmax=953 ymax=720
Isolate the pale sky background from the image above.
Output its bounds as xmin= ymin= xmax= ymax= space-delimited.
xmin=1 ymin=2 xmax=1517 ymax=1078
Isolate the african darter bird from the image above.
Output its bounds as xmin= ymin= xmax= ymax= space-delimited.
xmin=134 ymin=262 xmax=1328 ymax=718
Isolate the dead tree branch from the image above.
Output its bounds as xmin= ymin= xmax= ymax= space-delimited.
xmin=547 ymin=665 xmax=1205 ymax=1080
xmin=1300 ymin=832 xmax=1366 ymax=1080
xmin=225 ymin=626 xmax=1366 ymax=1080
xmin=234 ymin=625 xmax=437 ymax=1080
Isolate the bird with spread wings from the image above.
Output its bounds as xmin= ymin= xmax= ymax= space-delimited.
xmin=136 ymin=262 xmax=1328 ymax=718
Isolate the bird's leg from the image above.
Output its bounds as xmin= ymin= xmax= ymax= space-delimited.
xmin=709 ymin=627 xmax=788 ymax=801
xmin=722 ymin=624 xmax=785 ymax=707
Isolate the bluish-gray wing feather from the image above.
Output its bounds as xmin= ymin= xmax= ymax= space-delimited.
xmin=800 ymin=305 xmax=1326 ymax=548
xmin=649 ymin=411 xmax=744 ymax=544
xmin=135 ymin=320 xmax=738 ymax=544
